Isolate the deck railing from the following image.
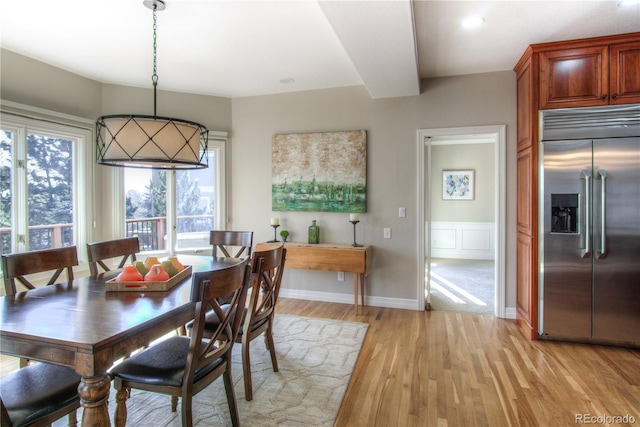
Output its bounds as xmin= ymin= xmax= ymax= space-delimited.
xmin=0 ymin=224 xmax=74 ymax=255
xmin=0 ymin=214 xmax=215 ymax=256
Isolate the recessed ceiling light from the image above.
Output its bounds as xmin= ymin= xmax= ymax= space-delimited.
xmin=279 ymin=77 xmax=295 ymax=84
xmin=461 ymin=16 xmax=485 ymax=29
xmin=618 ymin=0 xmax=640 ymax=6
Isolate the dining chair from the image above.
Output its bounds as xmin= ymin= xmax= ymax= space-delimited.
xmin=86 ymin=237 xmax=140 ymax=277
xmin=175 ymin=230 xmax=251 ymax=337
xmin=109 ymin=258 xmax=253 ymax=427
xmin=210 ymin=230 xmax=253 ymax=258
xmin=2 ymin=246 xmax=79 ymax=369
xmin=237 ymin=244 xmax=286 ymax=401
xmin=0 ymin=362 xmax=81 ymax=427
xmin=199 ymin=244 xmax=287 ymax=401
xmin=1 ymin=246 xmax=79 ymax=297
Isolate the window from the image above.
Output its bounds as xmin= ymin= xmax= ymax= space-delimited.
xmin=122 ymin=134 xmax=226 ymax=254
xmin=0 ymin=108 xmax=93 ymax=272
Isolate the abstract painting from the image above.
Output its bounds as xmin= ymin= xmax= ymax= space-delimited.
xmin=272 ymin=130 xmax=366 ymax=212
xmin=442 ymin=169 xmax=474 ymax=200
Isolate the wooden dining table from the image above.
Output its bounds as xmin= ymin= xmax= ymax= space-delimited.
xmin=0 ymin=255 xmax=243 ymax=427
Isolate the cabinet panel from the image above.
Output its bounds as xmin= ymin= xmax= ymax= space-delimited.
xmin=539 ymin=46 xmax=609 ymax=109
xmin=517 ymin=148 xmax=533 ymax=235
xmin=610 ymin=41 xmax=640 ymax=104
xmin=516 ymin=59 xmax=534 ymax=150
xmin=517 ymin=232 xmax=537 ymax=339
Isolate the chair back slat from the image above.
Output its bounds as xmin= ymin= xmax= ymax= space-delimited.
xmin=245 ymin=245 xmax=287 ymax=332
xmin=86 ymin=237 xmax=140 ymax=277
xmin=186 ymin=259 xmax=252 ymax=382
xmin=209 ymin=231 xmax=253 ymax=259
xmin=1 ymin=246 xmax=79 ymax=296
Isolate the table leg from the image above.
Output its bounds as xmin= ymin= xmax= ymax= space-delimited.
xmin=353 ymin=273 xmax=359 ymax=315
xmin=77 ymin=374 xmax=112 ymax=427
xmin=360 ymin=273 xmax=365 ymax=309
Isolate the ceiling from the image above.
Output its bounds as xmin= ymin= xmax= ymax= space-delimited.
xmin=1 ymin=1 xmax=638 ymax=99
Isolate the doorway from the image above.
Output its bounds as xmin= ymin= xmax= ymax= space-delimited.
xmin=417 ymin=125 xmax=506 ymax=317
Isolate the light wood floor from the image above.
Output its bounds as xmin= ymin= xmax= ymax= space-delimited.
xmin=276 ymin=298 xmax=640 ymax=427
xmin=2 ymin=299 xmax=638 ymax=426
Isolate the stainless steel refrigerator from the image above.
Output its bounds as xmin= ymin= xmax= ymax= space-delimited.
xmin=539 ymin=104 xmax=640 ymax=347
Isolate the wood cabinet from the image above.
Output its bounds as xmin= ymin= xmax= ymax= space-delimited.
xmin=539 ymin=45 xmax=608 ymax=108
xmin=513 ymin=32 xmax=640 ymax=340
xmin=539 ymin=39 xmax=640 ymax=109
xmin=516 ymin=148 xmax=535 ymax=235
xmin=516 ymin=233 xmax=536 ymax=339
xmin=610 ymin=41 xmax=640 ymax=104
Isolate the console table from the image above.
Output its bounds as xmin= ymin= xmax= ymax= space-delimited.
xmin=258 ymin=242 xmax=372 ymax=314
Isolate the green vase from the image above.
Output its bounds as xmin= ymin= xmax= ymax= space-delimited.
xmin=308 ymin=220 xmax=320 ymax=244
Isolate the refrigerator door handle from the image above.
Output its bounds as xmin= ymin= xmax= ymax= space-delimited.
xmin=581 ymin=169 xmax=591 ymax=258
xmin=597 ymin=169 xmax=608 ymax=259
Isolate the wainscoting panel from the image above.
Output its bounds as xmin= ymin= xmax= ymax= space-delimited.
xmin=429 ymin=222 xmax=495 ymax=260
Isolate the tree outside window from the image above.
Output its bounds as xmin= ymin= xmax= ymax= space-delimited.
xmin=1 ymin=130 xmax=75 ymax=254
xmin=124 ymin=156 xmax=217 ymax=252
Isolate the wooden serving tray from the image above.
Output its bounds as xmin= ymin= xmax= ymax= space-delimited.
xmin=106 ymin=265 xmax=192 ymax=292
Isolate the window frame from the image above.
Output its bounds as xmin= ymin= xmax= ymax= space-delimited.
xmin=115 ymin=132 xmax=227 ymax=256
xmin=0 ymin=101 xmax=94 ymax=265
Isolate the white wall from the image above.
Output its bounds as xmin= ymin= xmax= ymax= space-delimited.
xmin=230 ymin=73 xmax=517 ymax=310
xmin=429 ymin=143 xmax=496 ymax=260
xmin=1 ymin=49 xmax=103 ymax=120
xmin=431 ymin=143 xmax=495 ymax=222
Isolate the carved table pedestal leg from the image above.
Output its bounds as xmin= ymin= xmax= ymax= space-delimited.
xmin=78 ymin=374 xmax=112 ymax=427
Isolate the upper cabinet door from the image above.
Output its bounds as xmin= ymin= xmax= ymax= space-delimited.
xmin=609 ymin=41 xmax=640 ymax=105
xmin=539 ymin=46 xmax=609 ymax=109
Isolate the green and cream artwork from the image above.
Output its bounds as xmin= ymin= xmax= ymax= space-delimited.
xmin=272 ymin=130 xmax=366 ymax=212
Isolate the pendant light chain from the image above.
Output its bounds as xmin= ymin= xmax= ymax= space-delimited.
xmin=95 ymin=0 xmax=209 ymax=170
xmin=152 ymin=4 xmax=159 ymax=116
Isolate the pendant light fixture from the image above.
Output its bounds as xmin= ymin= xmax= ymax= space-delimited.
xmin=95 ymin=0 xmax=209 ymax=169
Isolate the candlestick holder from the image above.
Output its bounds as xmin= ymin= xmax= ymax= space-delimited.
xmin=268 ymin=224 xmax=280 ymax=243
xmin=350 ymin=220 xmax=363 ymax=247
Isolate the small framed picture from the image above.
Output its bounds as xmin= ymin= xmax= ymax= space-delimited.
xmin=442 ymin=169 xmax=474 ymax=200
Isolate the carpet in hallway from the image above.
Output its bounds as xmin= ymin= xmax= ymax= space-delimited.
xmin=428 ymin=258 xmax=494 ymax=314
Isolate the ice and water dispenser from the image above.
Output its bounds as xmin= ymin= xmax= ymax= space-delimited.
xmin=551 ymin=194 xmax=578 ymax=234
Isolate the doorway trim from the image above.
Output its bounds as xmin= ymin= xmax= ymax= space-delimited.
xmin=417 ymin=125 xmax=507 ymax=317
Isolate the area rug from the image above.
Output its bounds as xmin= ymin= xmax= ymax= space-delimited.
xmin=58 ymin=315 xmax=368 ymax=427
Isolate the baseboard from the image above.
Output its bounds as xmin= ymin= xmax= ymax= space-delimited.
xmin=280 ymin=288 xmax=518 ymax=318
xmin=278 ymin=288 xmax=419 ymax=311
xmin=504 ymin=307 xmax=516 ymax=319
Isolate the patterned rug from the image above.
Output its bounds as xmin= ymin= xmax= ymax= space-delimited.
xmin=58 ymin=315 xmax=368 ymax=427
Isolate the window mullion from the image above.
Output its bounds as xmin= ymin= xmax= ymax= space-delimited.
xmin=166 ymin=169 xmax=177 ymax=254
xmin=13 ymin=126 xmax=28 ymax=253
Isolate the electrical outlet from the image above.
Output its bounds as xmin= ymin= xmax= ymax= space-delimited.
xmin=337 ymin=272 xmax=345 ymax=281
xmin=384 ymin=228 xmax=391 ymax=239
xmin=399 ymin=207 xmax=406 ymax=218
